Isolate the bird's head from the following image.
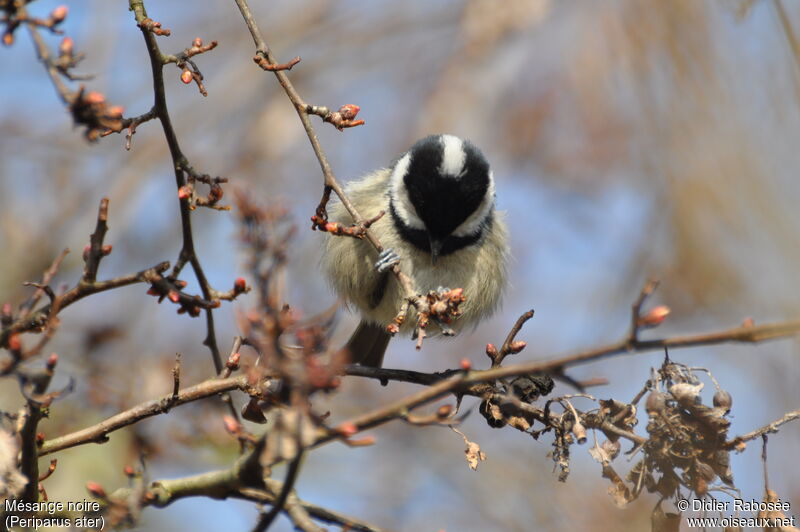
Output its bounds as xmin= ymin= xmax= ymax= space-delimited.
xmin=389 ymin=134 xmax=495 ymax=263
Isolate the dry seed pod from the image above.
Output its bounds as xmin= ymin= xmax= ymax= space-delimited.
xmin=713 ymin=389 xmax=732 ymax=413
xmin=645 ymin=391 xmax=667 ymax=415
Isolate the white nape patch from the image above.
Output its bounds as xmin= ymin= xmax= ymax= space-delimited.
xmin=452 ymin=170 xmax=495 ymax=238
xmin=439 ymin=134 xmax=466 ymax=178
xmin=389 ymin=152 xmax=425 ymax=230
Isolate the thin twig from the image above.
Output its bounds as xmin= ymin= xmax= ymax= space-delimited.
xmin=82 ymin=198 xmax=110 ymax=284
xmin=129 ymin=0 xmax=225 ymax=377
xmin=1 ymin=261 xmax=171 ymax=374
xmin=251 ymin=453 xmax=304 ymax=531
xmin=725 ymin=409 xmax=800 ymax=449
xmin=19 ymin=248 xmax=70 ymax=317
xmin=232 ymin=0 xmax=426 ymax=324
xmin=39 ymin=375 xmax=251 ymax=456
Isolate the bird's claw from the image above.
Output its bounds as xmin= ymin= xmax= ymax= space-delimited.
xmin=375 ymin=248 xmax=401 ymax=272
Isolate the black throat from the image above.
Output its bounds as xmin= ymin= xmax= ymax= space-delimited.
xmin=389 ymin=201 xmax=492 ymax=257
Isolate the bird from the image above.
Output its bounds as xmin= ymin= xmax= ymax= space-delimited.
xmin=321 ymin=134 xmax=509 ymax=367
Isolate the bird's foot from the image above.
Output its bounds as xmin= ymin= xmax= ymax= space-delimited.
xmin=375 ymin=248 xmax=401 ymax=272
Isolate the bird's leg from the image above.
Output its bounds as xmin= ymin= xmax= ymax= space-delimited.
xmin=375 ymin=248 xmax=401 ymax=272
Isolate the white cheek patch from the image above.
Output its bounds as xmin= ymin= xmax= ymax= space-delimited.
xmin=439 ymin=134 xmax=466 ymax=178
xmin=389 ymin=153 xmax=425 ymax=230
xmin=452 ymin=171 xmax=495 ymax=238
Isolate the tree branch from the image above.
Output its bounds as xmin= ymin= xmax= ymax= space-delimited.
xmin=39 ymin=375 xmax=251 ymax=456
xmin=129 ymin=0 xmax=224 ymax=375
xmin=232 ymin=0 xmax=425 ymax=325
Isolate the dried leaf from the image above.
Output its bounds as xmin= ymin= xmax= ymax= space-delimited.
xmin=588 ymin=439 xmax=612 ymax=466
xmin=758 ymin=489 xmax=800 ymax=532
xmin=651 ymin=502 xmax=681 ymax=532
xmin=506 ymin=415 xmax=531 ymax=432
xmin=452 ymin=427 xmax=486 ymax=471
xmin=241 ymin=397 xmax=268 ymax=424
xmin=602 ymin=464 xmax=635 ymax=508
xmin=668 ymin=382 xmax=703 ymax=407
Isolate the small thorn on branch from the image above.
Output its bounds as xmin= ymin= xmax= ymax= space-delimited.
xmin=171 ymin=353 xmax=181 ymax=401
xmin=253 ymin=53 xmax=301 ymax=72
xmin=82 ymin=198 xmax=110 ymax=283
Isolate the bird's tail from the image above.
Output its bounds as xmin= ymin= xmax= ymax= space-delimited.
xmin=346 ymin=320 xmax=391 ymax=368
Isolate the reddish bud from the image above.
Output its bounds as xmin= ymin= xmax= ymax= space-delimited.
xmin=180 ymin=69 xmax=193 ymax=84
xmin=234 ymin=277 xmax=247 ymax=293
xmin=222 ymin=415 xmax=241 ymax=434
xmin=638 ymin=305 xmax=670 ymax=327
xmin=447 ymin=287 xmax=465 ymax=302
xmin=507 ymin=340 xmax=527 ymax=354
xmin=85 ymin=92 xmax=105 ymax=105
xmin=437 ymin=404 xmax=453 ymax=418
xmin=347 ymin=436 xmax=375 ymax=447
xmin=485 ymin=343 xmax=498 ymax=357
xmin=36 ymin=433 xmax=45 ymax=446
xmin=51 ymin=6 xmax=68 ymax=23
xmin=192 ymin=37 xmax=203 ymax=48
xmin=59 ymin=37 xmax=74 ymax=55
xmin=101 ymin=245 xmax=112 ymax=256
xmin=106 ymin=106 xmax=124 ymax=118
xmin=174 ymin=280 xmax=188 ymax=289
xmin=3 ymin=32 xmax=14 ymax=47
xmin=226 ymin=352 xmax=241 ymax=368
xmin=86 ymin=481 xmax=107 ymax=499
xmin=46 ymin=353 xmax=59 ymax=370
xmin=187 ymin=306 xmax=201 ymax=317
xmin=7 ymin=334 xmax=21 ymax=352
xmin=386 ymin=323 xmax=399 ymax=335
xmin=430 ymin=300 xmax=447 ymax=315
xmin=337 ymin=422 xmax=358 ymax=437
xmin=146 ymin=286 xmax=159 ymax=296
xmin=741 ymin=317 xmax=755 ymax=328
xmin=338 ymin=104 xmax=360 ymax=120
xmin=1 ymin=303 xmax=11 ymax=317
xmin=459 ymin=358 xmax=472 ymax=370
xmin=209 ymin=183 xmax=223 ymax=202
xmin=123 ymin=465 xmax=135 ymax=477
xmin=167 ymin=291 xmax=180 ymax=303
xmin=82 ymin=244 xmax=91 ymax=260
xmin=177 ymin=185 xmax=192 ymax=200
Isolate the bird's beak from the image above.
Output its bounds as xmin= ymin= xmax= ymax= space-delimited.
xmin=429 ymin=236 xmax=443 ymax=265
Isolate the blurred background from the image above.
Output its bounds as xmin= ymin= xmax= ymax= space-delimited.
xmin=1 ymin=0 xmax=799 ymax=530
